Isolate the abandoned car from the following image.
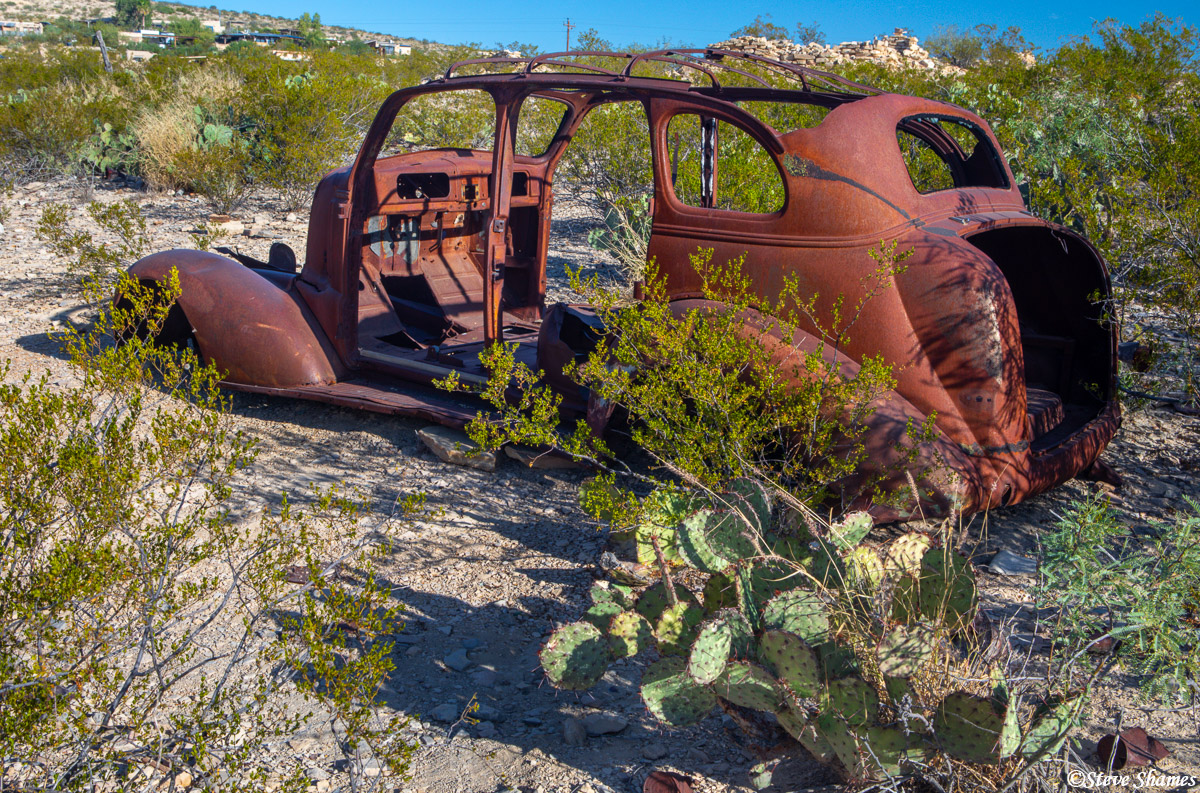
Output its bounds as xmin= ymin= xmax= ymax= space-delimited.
xmin=127 ymin=50 xmax=1120 ymax=520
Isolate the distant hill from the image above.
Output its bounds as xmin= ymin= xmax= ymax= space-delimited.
xmin=3 ymin=0 xmax=430 ymax=49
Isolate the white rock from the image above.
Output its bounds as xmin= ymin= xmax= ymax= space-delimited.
xmin=417 ymin=426 xmax=499 ymax=472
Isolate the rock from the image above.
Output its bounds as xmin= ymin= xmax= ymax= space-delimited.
xmin=285 ymin=212 xmax=299 ymax=222
xmin=431 ymin=703 xmax=459 ymax=723
xmin=987 ymin=549 xmax=1037 ymax=576
xmin=474 ymin=703 xmax=500 ymax=721
xmin=475 ymin=720 xmax=497 ymax=739
xmin=462 ymin=637 xmax=484 ymax=650
xmin=315 ymin=780 xmax=330 ymax=793
xmin=444 ymin=648 xmax=472 ymax=672
xmin=563 ymin=717 xmax=587 ymax=746
xmin=175 ymin=771 xmax=193 ymax=788
xmin=642 ymin=741 xmax=668 ymax=760
xmin=305 ymin=767 xmax=330 ymax=781
xmin=582 ymin=712 xmax=628 ymax=736
xmin=417 ymin=426 xmax=499 ymax=472
xmin=504 ymin=445 xmax=582 ymax=469
xmin=470 ymin=667 xmax=497 ymax=686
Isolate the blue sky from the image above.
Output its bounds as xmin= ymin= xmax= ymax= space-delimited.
xmin=229 ymin=0 xmax=1194 ymax=53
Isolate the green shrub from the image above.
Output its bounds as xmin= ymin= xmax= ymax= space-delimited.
xmin=0 ymin=271 xmax=418 ymax=790
xmin=36 ymin=199 xmax=149 ymax=286
xmin=1036 ymin=494 xmax=1200 ymax=704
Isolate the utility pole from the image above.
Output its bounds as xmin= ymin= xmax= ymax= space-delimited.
xmin=95 ymin=30 xmax=113 ymax=73
xmin=564 ymin=18 xmax=574 ymax=51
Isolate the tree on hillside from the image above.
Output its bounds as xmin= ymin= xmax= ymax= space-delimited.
xmin=298 ymin=11 xmax=326 ymax=48
xmin=115 ymin=0 xmax=152 ymax=29
xmin=794 ymin=21 xmax=825 ymax=44
xmin=730 ymin=13 xmax=790 ymax=40
xmin=925 ymin=24 xmax=984 ymax=67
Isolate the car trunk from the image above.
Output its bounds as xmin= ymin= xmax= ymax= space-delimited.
xmin=965 ymin=225 xmax=1115 ymax=450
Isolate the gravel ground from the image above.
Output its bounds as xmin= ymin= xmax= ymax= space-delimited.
xmin=1 ymin=177 xmax=1197 ymax=791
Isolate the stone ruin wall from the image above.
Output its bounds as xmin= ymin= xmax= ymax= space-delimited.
xmin=707 ymin=28 xmax=967 ymax=75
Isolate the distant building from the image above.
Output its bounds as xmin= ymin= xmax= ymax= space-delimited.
xmin=0 ymin=20 xmax=44 ymax=35
xmin=366 ymin=40 xmax=410 ymax=56
xmin=200 ymin=19 xmax=224 ymax=34
xmin=270 ymin=49 xmax=310 ymax=61
xmin=214 ymin=30 xmax=301 ymax=48
xmin=125 ymin=49 xmax=154 ymax=61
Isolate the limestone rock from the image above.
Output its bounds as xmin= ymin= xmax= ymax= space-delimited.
xmin=417 ymin=426 xmax=499 ymax=472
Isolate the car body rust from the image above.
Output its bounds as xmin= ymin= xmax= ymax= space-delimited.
xmin=126 ymin=49 xmax=1121 ymax=521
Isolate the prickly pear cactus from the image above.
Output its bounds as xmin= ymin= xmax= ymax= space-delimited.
xmin=641 ymin=657 xmax=716 ymax=727
xmin=540 ymin=483 xmax=1041 ymax=785
xmin=827 ymin=511 xmax=873 ymax=550
xmin=539 ymin=622 xmax=612 ymax=691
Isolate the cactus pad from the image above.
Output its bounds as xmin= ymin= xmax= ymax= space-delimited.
xmin=539 ymin=621 xmax=613 ymax=691
xmin=817 ymin=641 xmax=861 ymax=680
xmin=876 ymin=622 xmax=936 ymax=677
xmin=761 ymin=589 xmax=830 ymax=646
xmin=655 ymin=600 xmax=706 ymax=656
xmin=635 ymin=580 xmax=698 ymax=623
xmin=816 ymin=713 xmax=868 ymax=777
xmin=759 ymin=631 xmax=822 ymax=698
xmin=608 ymin=610 xmax=654 ymax=658
xmin=687 ymin=616 xmax=734 ymax=684
xmin=713 ymin=661 xmax=782 ymax=712
xmin=884 ymin=532 xmax=932 ymax=576
xmin=702 ymin=570 xmax=737 ymax=613
xmin=777 ymin=706 xmax=837 ymax=763
xmin=828 ymin=511 xmax=873 ymax=551
xmin=825 ymin=676 xmax=879 ymax=726
xmin=932 ymin=692 xmax=1007 ymax=763
xmin=724 ymin=477 xmax=772 ymax=534
xmin=1020 ymin=695 xmax=1084 ymax=759
xmin=845 ymin=546 xmax=885 ymax=591
xmin=917 ymin=548 xmax=978 ymax=633
xmin=807 ymin=544 xmax=848 ymax=589
xmin=641 ymin=657 xmax=716 ymax=728
xmin=583 ymin=600 xmax=623 ymax=630
xmin=719 ymin=608 xmax=757 ymax=658
xmin=589 ymin=581 xmax=635 ymax=610
xmin=736 ymin=560 xmax=804 ymax=627
xmin=678 ymin=510 xmax=758 ymax=573
xmin=862 ymin=725 xmax=925 ymax=776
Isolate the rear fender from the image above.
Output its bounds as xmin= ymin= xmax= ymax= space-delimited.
xmin=128 ymin=250 xmax=346 ymax=389
xmin=670 ymin=299 xmax=982 ymax=521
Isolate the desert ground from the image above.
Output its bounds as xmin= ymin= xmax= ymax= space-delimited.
xmin=1 ymin=176 xmax=1197 ymax=791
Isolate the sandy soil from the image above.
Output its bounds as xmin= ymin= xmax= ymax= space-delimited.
xmin=1 ymin=177 xmax=1197 ymax=791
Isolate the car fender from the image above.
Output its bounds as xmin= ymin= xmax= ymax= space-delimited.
xmin=670 ymin=299 xmax=981 ymax=521
xmin=128 ymin=249 xmax=346 ymax=389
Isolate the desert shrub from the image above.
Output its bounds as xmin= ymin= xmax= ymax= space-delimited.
xmin=244 ymin=54 xmax=389 ymax=210
xmin=172 ymin=130 xmax=254 ymax=213
xmin=0 ymin=272 xmax=418 ymax=790
xmin=1036 ymin=494 xmax=1200 ymax=704
xmin=36 ymin=199 xmax=149 ymax=286
xmin=133 ymin=64 xmax=244 ymax=192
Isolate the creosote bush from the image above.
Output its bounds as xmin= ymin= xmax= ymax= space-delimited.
xmin=0 ymin=265 xmax=421 ymax=788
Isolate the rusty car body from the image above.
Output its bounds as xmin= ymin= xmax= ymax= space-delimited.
xmin=128 ymin=50 xmax=1120 ymax=520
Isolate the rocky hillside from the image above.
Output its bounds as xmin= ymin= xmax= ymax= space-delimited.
xmin=2 ymin=0 xmax=424 ymax=48
xmin=709 ymin=29 xmax=967 ymax=74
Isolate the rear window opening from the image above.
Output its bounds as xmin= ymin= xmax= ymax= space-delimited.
xmin=897 ymin=114 xmax=1009 ymax=193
